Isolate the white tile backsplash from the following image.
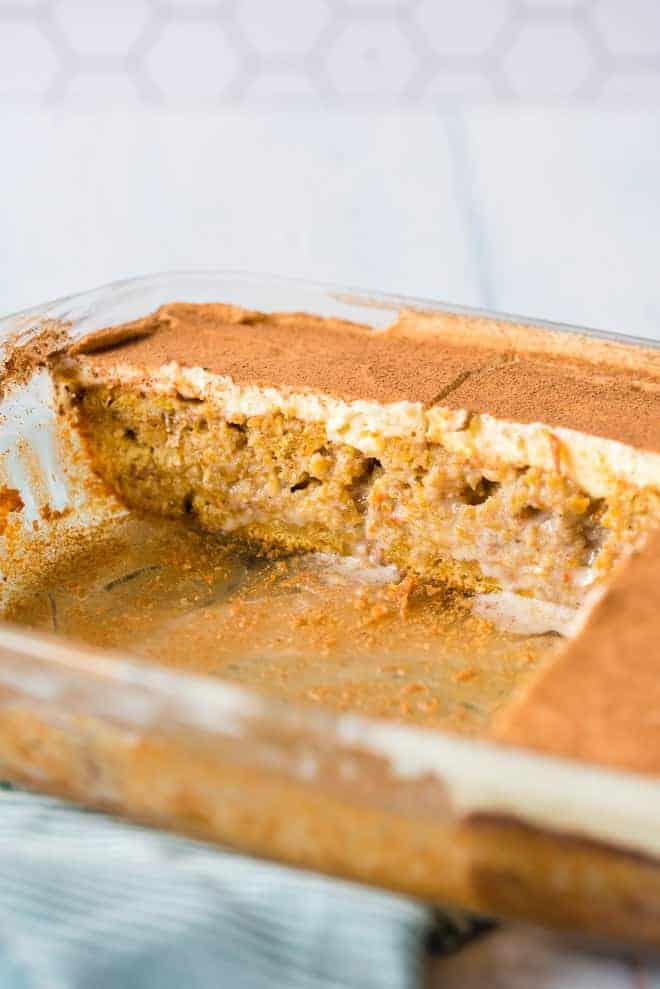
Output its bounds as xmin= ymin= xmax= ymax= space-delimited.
xmin=235 ymin=0 xmax=330 ymax=56
xmin=0 ymin=0 xmax=659 ymax=108
xmin=52 ymin=0 xmax=152 ymax=56
xmin=416 ymin=0 xmax=513 ymax=58
xmin=499 ymin=21 xmax=598 ymax=99
xmin=321 ymin=19 xmax=419 ymax=100
xmin=592 ymin=0 xmax=660 ymax=58
xmin=144 ymin=20 xmax=240 ymax=104
xmin=0 ymin=20 xmax=59 ymax=97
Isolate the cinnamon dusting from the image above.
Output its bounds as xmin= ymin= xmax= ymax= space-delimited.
xmin=68 ymin=302 xmax=660 ymax=452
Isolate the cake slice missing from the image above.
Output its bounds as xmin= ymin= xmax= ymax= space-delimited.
xmin=54 ymin=302 xmax=660 ymax=612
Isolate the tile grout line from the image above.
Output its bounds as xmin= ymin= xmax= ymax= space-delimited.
xmin=441 ymin=110 xmax=495 ymax=312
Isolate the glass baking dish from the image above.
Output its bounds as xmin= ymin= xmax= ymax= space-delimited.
xmin=0 ymin=271 xmax=659 ymax=946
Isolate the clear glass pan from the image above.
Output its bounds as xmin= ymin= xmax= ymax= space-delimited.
xmin=0 ymin=271 xmax=659 ymax=945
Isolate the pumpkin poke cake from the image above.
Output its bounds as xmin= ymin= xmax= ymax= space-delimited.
xmin=48 ymin=300 xmax=660 ymax=773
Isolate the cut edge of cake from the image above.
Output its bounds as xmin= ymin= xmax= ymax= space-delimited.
xmin=51 ymin=302 xmax=660 ymax=614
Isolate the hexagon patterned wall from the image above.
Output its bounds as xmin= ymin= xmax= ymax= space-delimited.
xmin=0 ymin=0 xmax=658 ymax=107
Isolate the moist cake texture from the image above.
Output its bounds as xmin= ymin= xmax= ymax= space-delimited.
xmin=56 ymin=302 xmax=660 ymax=610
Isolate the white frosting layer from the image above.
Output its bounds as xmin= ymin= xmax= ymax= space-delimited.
xmin=429 ymin=408 xmax=660 ymax=498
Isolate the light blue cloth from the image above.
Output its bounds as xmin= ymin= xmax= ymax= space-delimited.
xmin=0 ymin=789 xmax=432 ymax=989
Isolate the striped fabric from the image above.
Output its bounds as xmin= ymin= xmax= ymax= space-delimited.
xmin=0 ymin=790 xmax=431 ymax=989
